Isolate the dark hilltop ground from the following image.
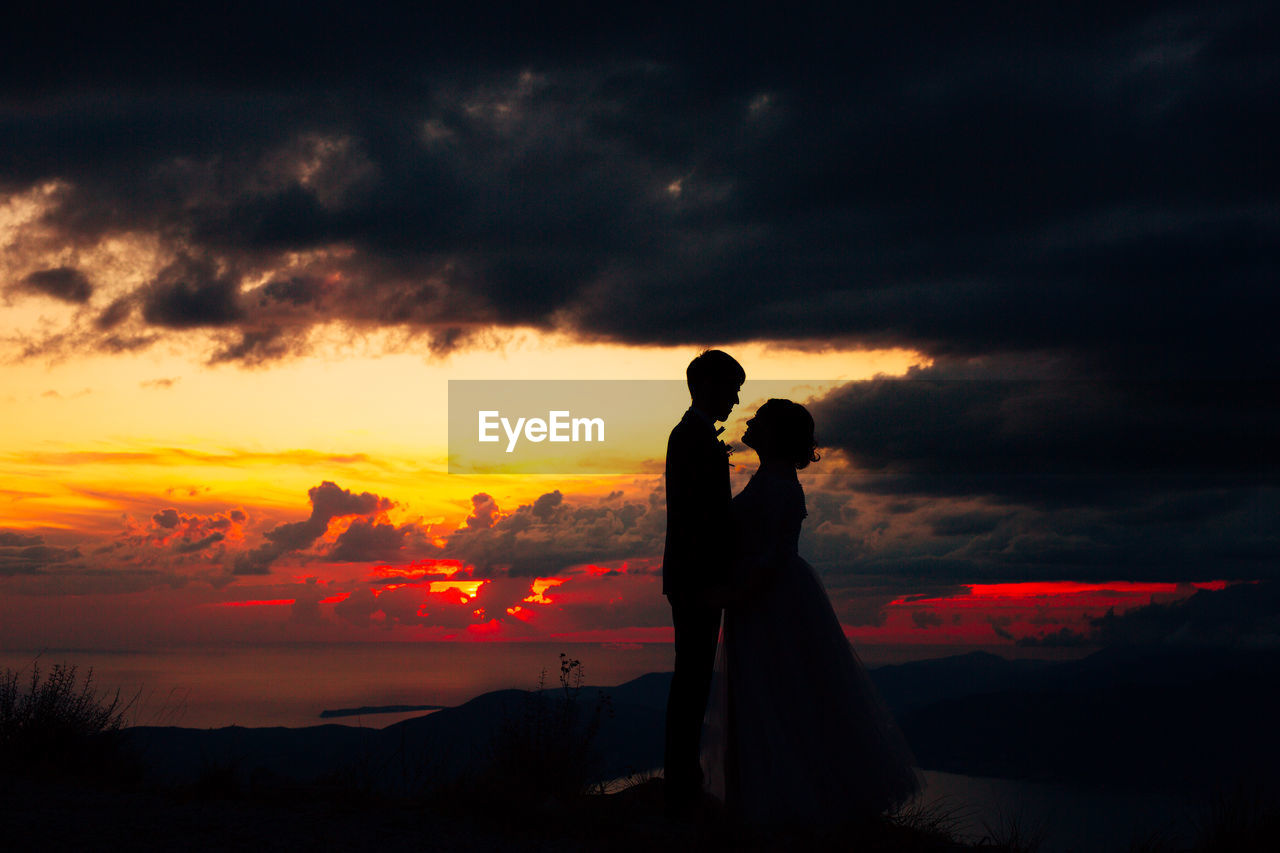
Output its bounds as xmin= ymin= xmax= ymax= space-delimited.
xmin=3 ymin=647 xmax=1279 ymax=851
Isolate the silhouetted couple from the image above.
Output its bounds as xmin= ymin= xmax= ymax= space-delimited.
xmin=662 ymin=350 xmax=920 ymax=826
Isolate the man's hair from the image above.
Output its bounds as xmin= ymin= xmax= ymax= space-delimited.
xmin=686 ymin=349 xmax=745 ymax=396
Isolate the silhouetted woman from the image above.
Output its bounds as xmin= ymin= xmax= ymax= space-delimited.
xmin=701 ymin=398 xmax=922 ymax=826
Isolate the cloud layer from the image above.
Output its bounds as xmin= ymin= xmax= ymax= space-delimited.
xmin=3 ymin=3 xmax=1277 ymax=643
xmin=2 ymin=2 xmax=1275 ymax=375
xmin=233 ymin=481 xmax=392 ymax=574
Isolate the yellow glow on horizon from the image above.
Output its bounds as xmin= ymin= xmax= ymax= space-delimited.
xmin=0 ymin=320 xmax=927 ymax=541
xmin=524 ymin=577 xmax=565 ymax=604
xmin=429 ymin=579 xmax=483 ymax=599
xmin=372 ymin=559 xmax=466 ymax=579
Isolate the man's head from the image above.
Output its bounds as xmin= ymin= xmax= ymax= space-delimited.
xmin=686 ymin=350 xmax=745 ymax=422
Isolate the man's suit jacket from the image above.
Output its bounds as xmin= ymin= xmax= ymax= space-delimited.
xmin=662 ymin=408 xmax=733 ymax=599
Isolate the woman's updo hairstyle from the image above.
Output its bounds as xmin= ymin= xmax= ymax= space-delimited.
xmin=756 ymin=398 xmax=821 ymax=469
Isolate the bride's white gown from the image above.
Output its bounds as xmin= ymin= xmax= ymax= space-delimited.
xmin=701 ymin=465 xmax=922 ymax=825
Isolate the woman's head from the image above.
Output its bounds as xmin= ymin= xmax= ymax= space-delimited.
xmin=742 ymin=398 xmax=820 ymax=469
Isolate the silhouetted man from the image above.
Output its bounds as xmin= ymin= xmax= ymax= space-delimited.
xmin=662 ymin=349 xmax=744 ymax=818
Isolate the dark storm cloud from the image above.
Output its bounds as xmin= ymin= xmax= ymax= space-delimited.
xmin=1 ymin=2 xmax=1275 ymax=374
xmin=327 ymin=519 xmax=411 ymax=563
xmin=0 ymin=531 xmax=44 ymax=547
xmin=928 ymin=509 xmax=1013 ymax=537
xmin=95 ymin=297 xmax=134 ymax=330
xmin=1088 ymin=580 xmax=1280 ymax=647
xmin=152 ymin=508 xmax=180 ymax=529
xmin=174 ymin=532 xmax=225 ymax=554
xmin=784 ymin=356 xmax=1280 ymax=583
xmin=233 ymin=481 xmax=392 ymax=574
xmin=1015 ymin=626 xmax=1093 ymax=648
xmin=446 ymin=489 xmax=663 ymax=577
xmin=465 ymin=494 xmax=499 ymax=530
xmin=795 ymin=459 xmax=1279 ymax=587
xmin=1016 ymin=581 xmax=1280 ymax=648
xmin=0 ymin=543 xmax=81 ymax=575
xmin=14 ymin=267 xmax=93 ymax=303
xmin=988 ymin=617 xmax=1016 ymax=642
xmin=809 ymin=370 xmax=1280 ymax=506
xmin=911 ymin=609 xmax=944 ymax=629
xmin=207 ymin=327 xmax=294 ymax=366
xmin=141 ymin=255 xmax=244 ymax=329
xmin=532 ymin=490 xmax=564 ymax=521
xmin=256 ymin=276 xmax=322 ymax=308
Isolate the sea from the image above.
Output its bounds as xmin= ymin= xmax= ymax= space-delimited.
xmin=915 ymin=770 xmax=1197 ymax=853
xmin=2 ymin=642 xmax=1196 ymax=851
xmin=2 ymin=642 xmax=678 ymax=729
xmin=0 ymin=641 xmax=1077 ymax=729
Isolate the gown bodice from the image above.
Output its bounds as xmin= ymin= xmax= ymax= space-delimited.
xmin=704 ymin=464 xmax=922 ymax=826
xmin=731 ymin=465 xmax=806 ymax=591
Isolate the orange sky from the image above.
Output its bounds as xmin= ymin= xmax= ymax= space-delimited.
xmin=0 ymin=307 xmax=1235 ymax=652
xmin=1 ymin=327 xmax=966 ymax=648
xmin=1 ymin=2 xmax=1274 ymax=676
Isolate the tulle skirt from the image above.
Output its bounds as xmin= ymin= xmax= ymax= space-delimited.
xmin=701 ymin=553 xmax=922 ymax=826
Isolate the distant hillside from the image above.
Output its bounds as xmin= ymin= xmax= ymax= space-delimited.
xmin=126 ymin=680 xmax=666 ymax=794
xmin=124 ymin=646 xmax=1280 ymax=794
xmin=897 ymin=646 xmax=1280 ymax=792
xmin=867 ymin=650 xmax=1054 ymax=714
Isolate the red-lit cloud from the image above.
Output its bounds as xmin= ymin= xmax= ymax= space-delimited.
xmin=865 ymin=581 xmax=1225 ymax=647
xmin=233 ymin=480 xmax=393 ymax=574
xmin=0 ymin=465 xmax=1270 ymax=650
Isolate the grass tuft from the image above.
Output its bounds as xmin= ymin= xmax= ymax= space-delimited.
xmin=471 ymin=652 xmax=614 ymax=813
xmin=1190 ymin=778 xmax=1280 ymax=852
xmin=973 ymin=803 xmax=1047 ymax=853
xmin=0 ymin=659 xmax=136 ymax=780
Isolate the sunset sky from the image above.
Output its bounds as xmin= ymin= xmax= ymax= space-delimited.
xmin=2 ymin=2 xmax=1277 ymax=655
